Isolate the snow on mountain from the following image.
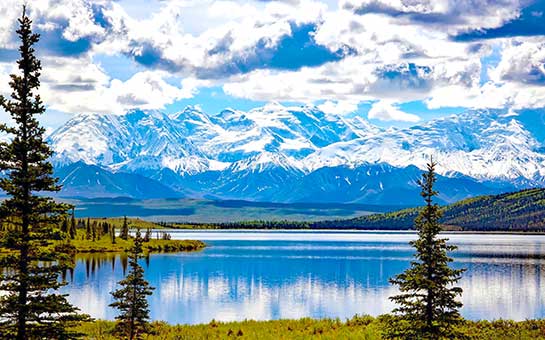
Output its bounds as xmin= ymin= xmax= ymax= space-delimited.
xmin=305 ymin=110 xmax=545 ymax=183
xmin=46 ymin=103 xmax=545 ymax=203
xmin=49 ymin=108 xmax=209 ymax=175
xmin=198 ymin=103 xmax=363 ymax=163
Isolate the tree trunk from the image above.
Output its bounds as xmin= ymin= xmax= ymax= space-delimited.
xmin=17 ymin=111 xmax=30 ymax=340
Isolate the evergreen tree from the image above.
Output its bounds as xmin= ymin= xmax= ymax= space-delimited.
xmin=385 ymin=158 xmax=465 ymax=339
xmin=110 ymin=230 xmax=154 ymax=339
xmin=120 ymin=215 xmax=129 ymax=240
xmin=61 ymin=217 xmax=69 ymax=234
xmin=91 ymin=221 xmax=97 ymax=241
xmin=102 ymin=221 xmax=109 ymax=235
xmin=143 ymin=228 xmax=151 ymax=242
xmin=85 ymin=217 xmax=91 ymax=240
xmin=111 ymin=225 xmax=116 ymax=244
xmin=69 ymin=208 xmax=76 ymax=239
xmin=0 ymin=7 xmax=89 ymax=339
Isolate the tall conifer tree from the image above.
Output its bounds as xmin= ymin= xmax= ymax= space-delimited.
xmin=110 ymin=230 xmax=154 ymax=339
xmin=85 ymin=217 xmax=91 ymax=240
xmin=386 ymin=158 xmax=465 ymax=339
xmin=69 ymin=207 xmax=77 ymax=239
xmin=120 ymin=215 xmax=129 ymax=240
xmin=0 ymin=6 xmax=89 ymax=339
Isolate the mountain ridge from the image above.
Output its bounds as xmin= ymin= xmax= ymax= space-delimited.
xmin=46 ymin=104 xmax=545 ymax=204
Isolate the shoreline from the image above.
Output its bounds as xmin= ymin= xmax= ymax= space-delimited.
xmin=158 ymin=227 xmax=545 ymax=235
xmin=75 ymin=315 xmax=545 ymax=339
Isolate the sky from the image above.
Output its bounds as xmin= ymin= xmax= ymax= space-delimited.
xmin=0 ymin=0 xmax=545 ymax=130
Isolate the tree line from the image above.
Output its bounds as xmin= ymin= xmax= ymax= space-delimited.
xmin=182 ymin=187 xmax=545 ymax=232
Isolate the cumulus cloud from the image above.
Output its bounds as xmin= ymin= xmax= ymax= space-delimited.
xmin=0 ymin=0 xmax=543 ymax=120
xmin=92 ymin=0 xmax=335 ymax=78
xmin=223 ymin=55 xmax=480 ymax=104
xmin=489 ymin=39 xmax=545 ymax=85
xmin=342 ymin=0 xmax=522 ymax=33
xmin=36 ymin=55 xmax=208 ymax=114
xmin=317 ymin=100 xmax=359 ymax=115
xmin=368 ymin=100 xmax=420 ymax=122
xmin=426 ymin=37 xmax=545 ymax=110
xmin=455 ymin=1 xmax=545 ymax=40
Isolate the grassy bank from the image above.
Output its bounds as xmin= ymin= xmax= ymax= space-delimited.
xmin=59 ymin=236 xmax=205 ymax=254
xmin=54 ymin=230 xmax=205 ymax=254
xmin=0 ymin=229 xmax=205 ymax=256
xmin=75 ymin=316 xmax=545 ymax=339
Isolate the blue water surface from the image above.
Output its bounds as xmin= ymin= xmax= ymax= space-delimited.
xmin=61 ymin=230 xmax=545 ymax=324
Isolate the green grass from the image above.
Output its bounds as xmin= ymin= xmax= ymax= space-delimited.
xmin=54 ymin=230 xmax=205 ymax=254
xmin=0 ymin=229 xmax=205 ymax=256
xmin=74 ymin=316 xmax=545 ymax=339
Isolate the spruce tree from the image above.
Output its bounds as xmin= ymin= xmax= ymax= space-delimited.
xmin=69 ymin=208 xmax=77 ymax=239
xmin=61 ymin=217 xmax=69 ymax=234
xmin=120 ymin=215 xmax=129 ymax=240
xmin=110 ymin=230 xmax=154 ymax=339
xmin=386 ymin=158 xmax=465 ymax=339
xmin=91 ymin=221 xmax=97 ymax=241
xmin=85 ymin=217 xmax=91 ymax=240
xmin=111 ymin=225 xmax=116 ymax=244
xmin=0 ymin=7 xmax=89 ymax=339
xmin=143 ymin=227 xmax=151 ymax=242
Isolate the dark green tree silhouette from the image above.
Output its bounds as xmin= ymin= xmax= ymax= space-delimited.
xmin=111 ymin=224 xmax=117 ymax=244
xmin=143 ymin=227 xmax=151 ymax=242
xmin=110 ymin=230 xmax=154 ymax=339
xmin=85 ymin=217 xmax=91 ymax=240
xmin=0 ymin=7 xmax=89 ymax=339
xmin=61 ymin=217 xmax=69 ymax=234
xmin=120 ymin=215 xmax=129 ymax=240
xmin=386 ymin=158 xmax=465 ymax=339
xmin=69 ymin=207 xmax=77 ymax=239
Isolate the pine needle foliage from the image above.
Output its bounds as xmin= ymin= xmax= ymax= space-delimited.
xmin=0 ymin=6 xmax=89 ymax=339
xmin=385 ymin=158 xmax=466 ymax=339
xmin=110 ymin=230 xmax=154 ymax=340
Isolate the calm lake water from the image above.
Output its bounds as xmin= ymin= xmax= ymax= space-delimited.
xmin=62 ymin=230 xmax=545 ymax=324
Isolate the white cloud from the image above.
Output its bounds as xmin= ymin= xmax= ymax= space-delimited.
xmin=0 ymin=0 xmax=542 ymax=120
xmin=426 ymin=82 xmax=545 ymax=110
xmin=489 ymin=39 xmax=545 ymax=85
xmin=92 ymin=0 xmax=329 ymax=77
xmin=37 ymin=56 xmax=209 ymax=114
xmin=318 ymin=100 xmax=359 ymax=115
xmin=109 ymin=71 xmax=197 ymax=112
xmin=340 ymin=0 xmax=522 ymax=33
xmin=426 ymin=38 xmax=545 ymax=110
xmin=223 ymin=54 xmax=480 ymax=105
xmin=368 ymin=100 xmax=420 ymax=122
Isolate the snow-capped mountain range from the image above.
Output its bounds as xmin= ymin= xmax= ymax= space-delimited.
xmin=46 ymin=103 xmax=545 ymax=205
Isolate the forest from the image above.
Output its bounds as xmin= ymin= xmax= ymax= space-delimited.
xmin=165 ymin=188 xmax=545 ymax=231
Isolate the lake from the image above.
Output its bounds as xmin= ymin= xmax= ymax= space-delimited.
xmin=61 ymin=230 xmax=545 ymax=324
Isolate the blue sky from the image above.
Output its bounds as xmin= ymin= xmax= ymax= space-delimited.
xmin=0 ymin=0 xmax=544 ymax=130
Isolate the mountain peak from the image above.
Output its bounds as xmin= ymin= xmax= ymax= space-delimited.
xmin=262 ymin=101 xmax=286 ymax=111
xmin=170 ymin=105 xmax=206 ymax=121
xmin=46 ymin=104 xmax=545 ymax=203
